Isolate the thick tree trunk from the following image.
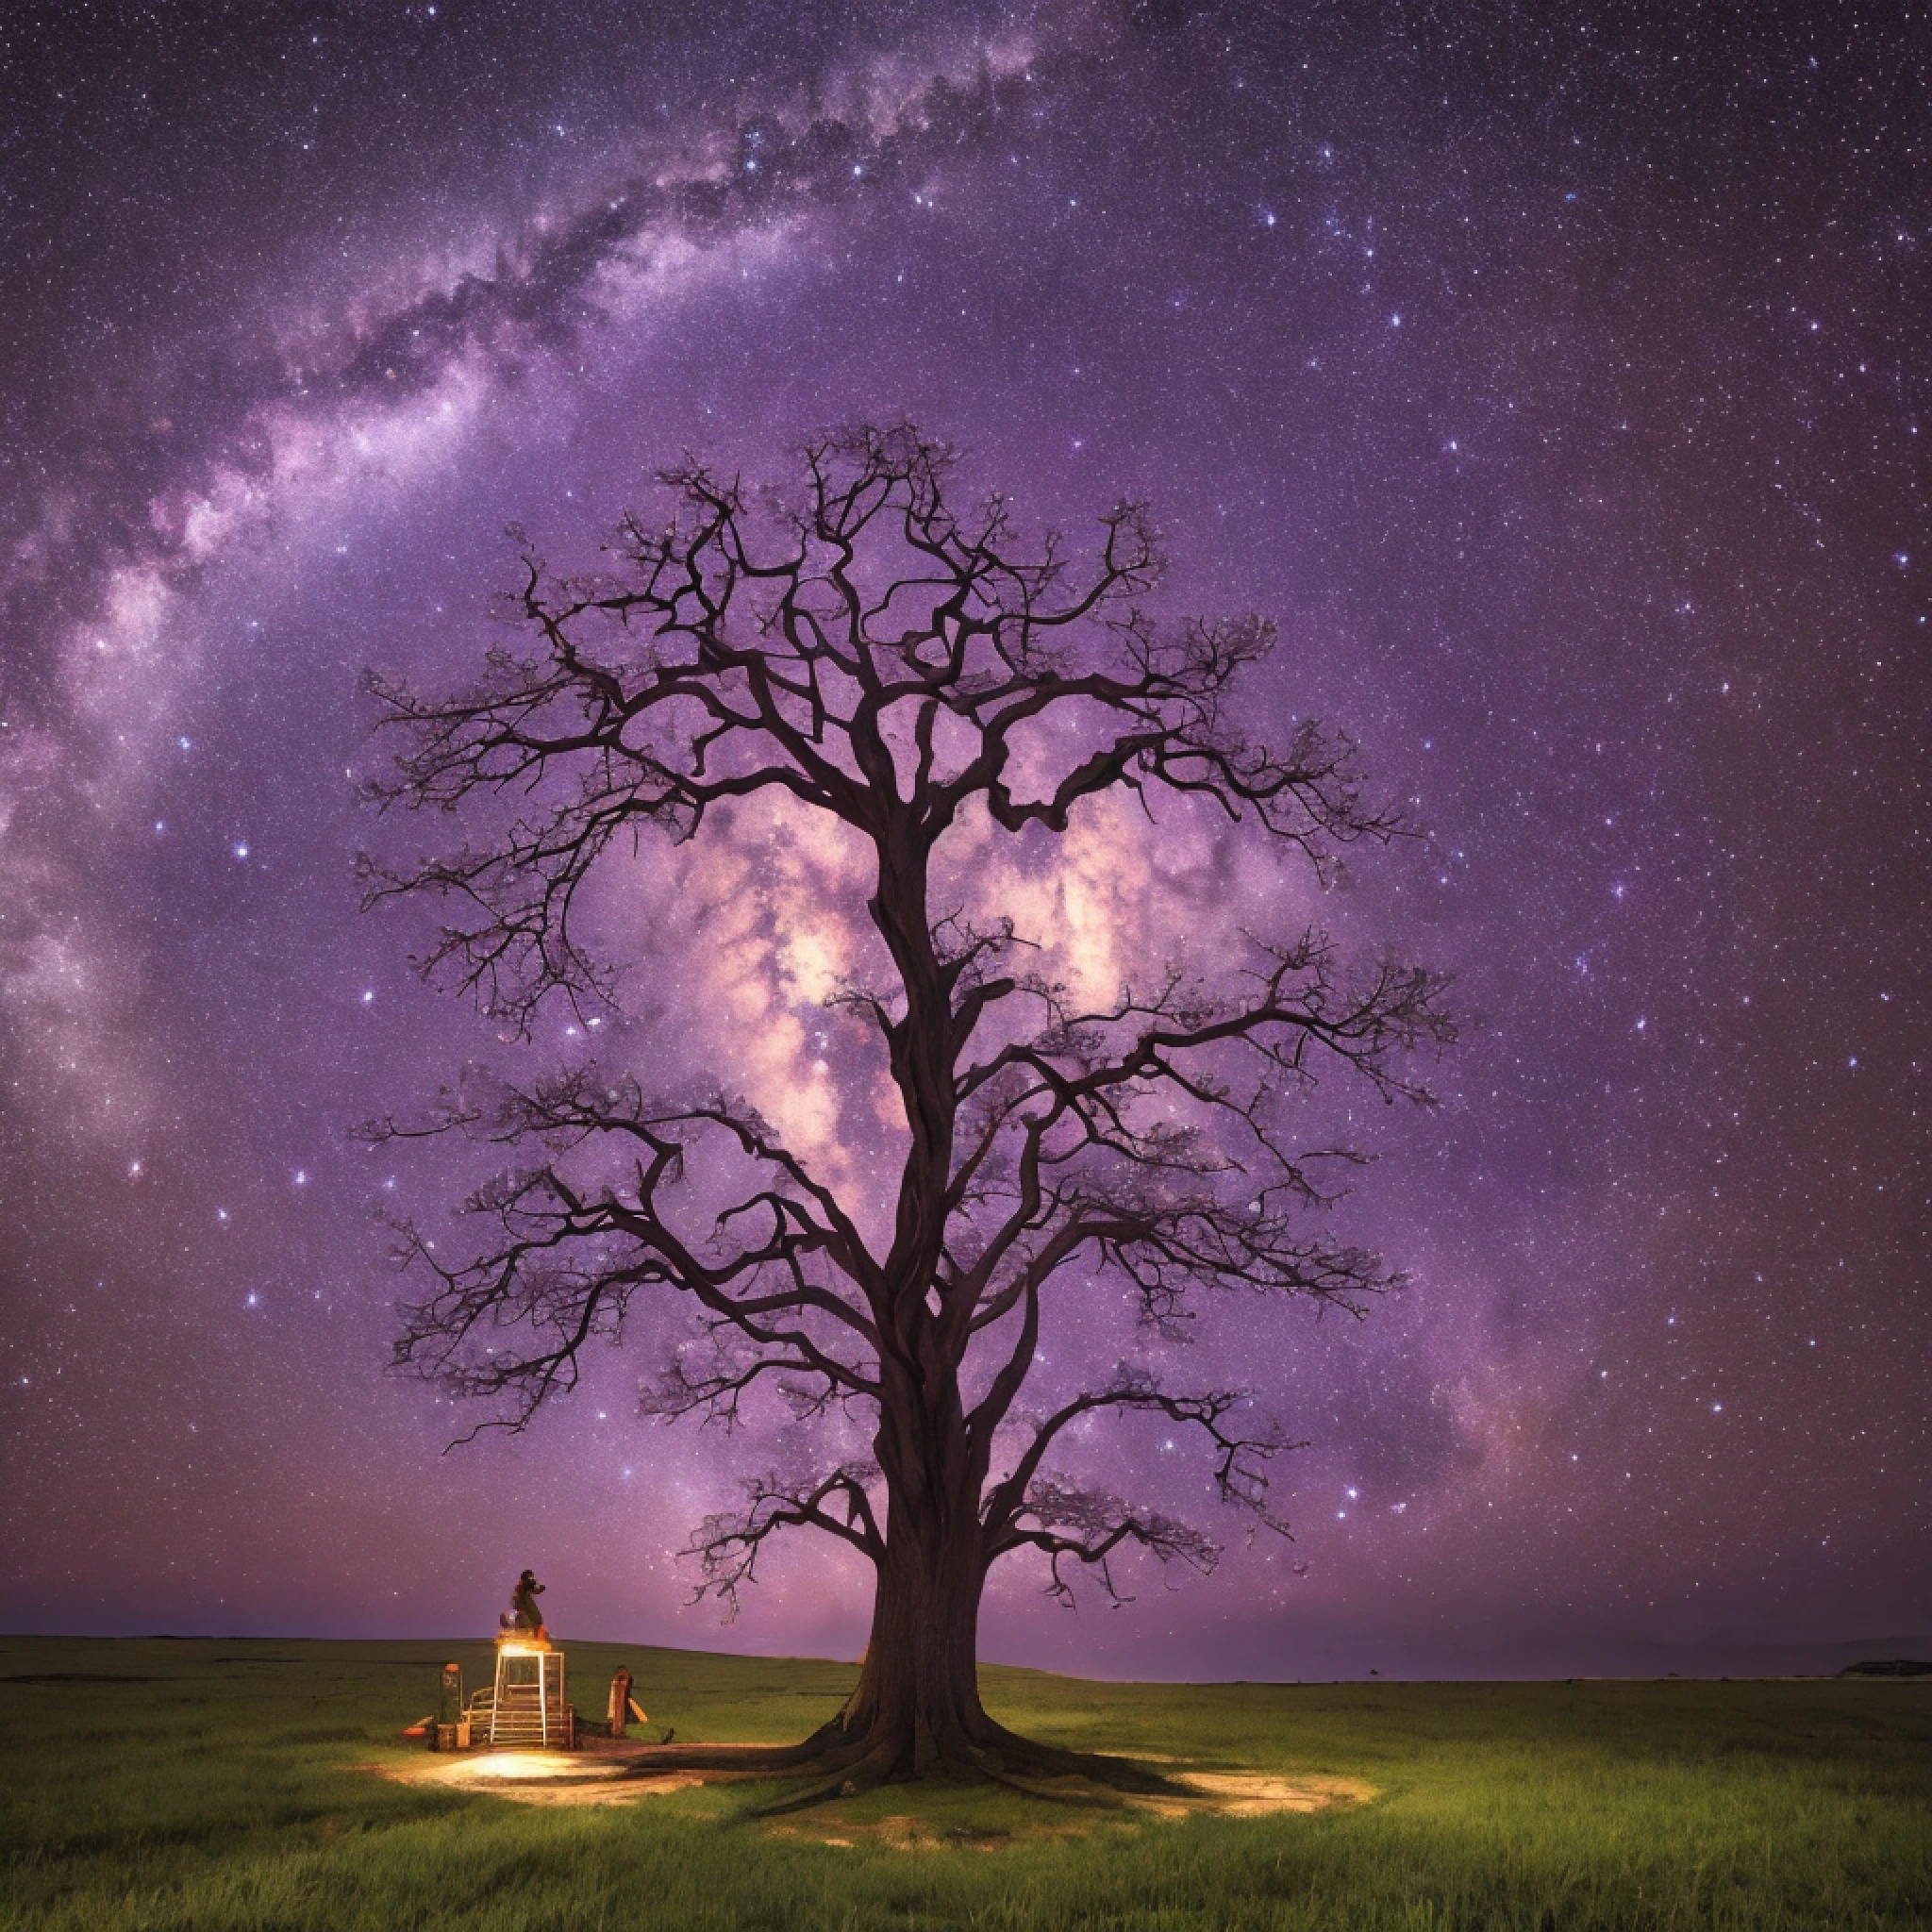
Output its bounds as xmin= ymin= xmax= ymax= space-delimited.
xmin=764 ymin=1467 xmax=1169 ymax=1801
xmin=613 ymin=1459 xmax=1171 ymax=1804
xmin=827 ymin=1495 xmax=991 ymax=1777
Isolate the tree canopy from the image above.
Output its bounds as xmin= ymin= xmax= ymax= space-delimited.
xmin=361 ymin=423 xmax=1451 ymax=1790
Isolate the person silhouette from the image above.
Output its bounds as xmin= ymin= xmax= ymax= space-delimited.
xmin=509 ymin=1568 xmax=545 ymax=1635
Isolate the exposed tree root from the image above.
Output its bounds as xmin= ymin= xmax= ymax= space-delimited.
xmin=363 ymin=1751 xmax=1372 ymax=1835
xmin=610 ymin=1718 xmax=1183 ymax=1817
xmin=970 ymin=1717 xmax=1175 ymax=1794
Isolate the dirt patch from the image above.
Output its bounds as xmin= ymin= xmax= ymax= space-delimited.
xmin=770 ymin=1768 xmax=1375 ymax=1849
xmin=1150 ymin=1771 xmax=1375 ymax=1818
xmin=363 ymin=1751 xmax=1374 ymax=1833
xmin=365 ymin=1750 xmax=711 ymax=1808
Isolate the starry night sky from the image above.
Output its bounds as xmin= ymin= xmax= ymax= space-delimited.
xmin=2 ymin=1 xmax=1926 ymax=1679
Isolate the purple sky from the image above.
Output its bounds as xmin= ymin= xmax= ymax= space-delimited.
xmin=2 ymin=1 xmax=1926 ymax=1679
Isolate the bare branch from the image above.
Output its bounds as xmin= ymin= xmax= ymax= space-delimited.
xmin=983 ymin=1371 xmax=1300 ymax=1573
xmin=1003 ymin=1479 xmax=1221 ymax=1608
xmin=687 ymin=1463 xmax=884 ymax=1619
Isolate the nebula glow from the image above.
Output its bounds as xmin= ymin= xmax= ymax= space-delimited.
xmin=1 ymin=2 xmax=1925 ymax=1679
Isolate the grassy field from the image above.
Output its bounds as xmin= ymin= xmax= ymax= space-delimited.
xmin=1 ymin=1634 xmax=1926 ymax=1930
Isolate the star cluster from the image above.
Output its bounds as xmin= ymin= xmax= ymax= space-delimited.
xmin=0 ymin=0 xmax=1924 ymax=1676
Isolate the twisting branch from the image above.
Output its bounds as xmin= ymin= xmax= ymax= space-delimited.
xmin=982 ymin=1371 xmax=1302 ymax=1583
xmin=1007 ymin=1480 xmax=1221 ymax=1608
xmin=688 ymin=1463 xmax=885 ymax=1619
xmin=359 ymin=1066 xmax=884 ymax=1437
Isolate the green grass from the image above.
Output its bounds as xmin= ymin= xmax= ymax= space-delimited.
xmin=1 ymin=1634 xmax=1927 ymax=1929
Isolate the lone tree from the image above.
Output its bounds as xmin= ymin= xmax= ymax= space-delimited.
xmin=362 ymin=424 xmax=1449 ymax=1794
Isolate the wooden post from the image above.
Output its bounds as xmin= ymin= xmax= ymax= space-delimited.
xmin=608 ymin=1665 xmax=634 ymax=1740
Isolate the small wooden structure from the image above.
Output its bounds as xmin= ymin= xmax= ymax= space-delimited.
xmin=466 ymin=1635 xmax=574 ymax=1748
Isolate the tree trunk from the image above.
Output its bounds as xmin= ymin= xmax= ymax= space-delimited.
xmin=827 ymin=1491 xmax=991 ymax=1778
xmin=611 ymin=1435 xmax=1171 ymax=1803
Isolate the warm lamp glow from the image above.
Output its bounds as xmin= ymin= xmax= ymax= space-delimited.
xmin=458 ymin=1751 xmax=579 ymax=1781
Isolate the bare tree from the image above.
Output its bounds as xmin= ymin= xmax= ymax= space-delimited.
xmin=360 ymin=424 xmax=1450 ymax=1795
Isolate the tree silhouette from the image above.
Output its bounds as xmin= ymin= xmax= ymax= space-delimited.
xmin=361 ymin=424 xmax=1450 ymax=1796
